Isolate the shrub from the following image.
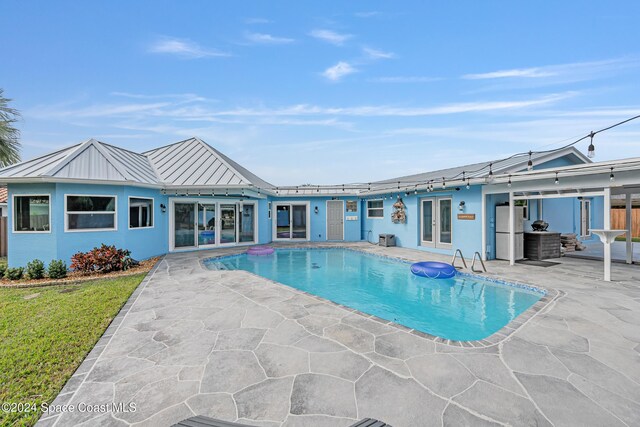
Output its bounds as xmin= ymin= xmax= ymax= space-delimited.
xmin=26 ymin=259 xmax=46 ymax=280
xmin=71 ymin=244 xmax=134 ymax=275
xmin=6 ymin=267 xmax=24 ymax=281
xmin=48 ymin=259 xmax=68 ymax=279
xmin=0 ymin=264 xmax=6 ymax=278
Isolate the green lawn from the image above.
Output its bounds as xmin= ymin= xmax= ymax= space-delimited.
xmin=615 ymin=236 xmax=640 ymax=242
xmin=0 ymin=274 xmax=146 ymax=426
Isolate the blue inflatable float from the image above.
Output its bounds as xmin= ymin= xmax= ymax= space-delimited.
xmin=410 ymin=261 xmax=457 ymax=279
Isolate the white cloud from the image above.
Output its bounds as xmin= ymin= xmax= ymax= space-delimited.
xmin=363 ymin=47 xmax=394 ymax=60
xmin=244 ymin=32 xmax=295 ymax=44
xmin=463 ymin=67 xmax=555 ymax=80
xmin=355 ymin=11 xmax=380 ymax=18
xmin=368 ymin=76 xmax=441 ymax=83
xmin=148 ymin=37 xmax=229 ymax=59
xmin=309 ymin=29 xmax=352 ymax=46
xmin=463 ymin=57 xmax=640 ymax=81
xmin=321 ymin=62 xmax=357 ymax=81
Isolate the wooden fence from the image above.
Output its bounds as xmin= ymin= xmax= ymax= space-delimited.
xmin=611 ymin=208 xmax=640 ymax=238
xmin=0 ymin=217 xmax=6 ymax=257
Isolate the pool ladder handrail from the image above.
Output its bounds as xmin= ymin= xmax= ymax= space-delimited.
xmin=471 ymin=251 xmax=487 ymax=273
xmin=451 ymin=249 xmax=468 ymax=270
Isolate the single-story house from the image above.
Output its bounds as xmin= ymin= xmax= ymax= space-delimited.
xmin=0 ymin=137 xmax=638 ymax=273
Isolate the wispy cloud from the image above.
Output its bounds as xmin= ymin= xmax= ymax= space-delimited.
xmin=322 ymin=62 xmax=357 ymax=81
xmin=462 ymin=57 xmax=640 ymax=84
xmin=309 ymin=29 xmax=352 ymax=46
xmin=245 ymin=17 xmax=271 ymax=24
xmin=355 ymin=11 xmax=380 ymax=18
xmin=363 ymin=47 xmax=394 ymax=60
xmin=110 ymin=92 xmax=207 ymax=102
xmin=148 ymin=36 xmax=230 ymax=59
xmin=244 ymin=32 xmax=295 ymax=44
xmin=368 ymin=76 xmax=442 ymax=83
xmin=463 ymin=68 xmax=555 ymax=80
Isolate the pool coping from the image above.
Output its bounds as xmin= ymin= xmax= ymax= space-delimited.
xmin=201 ymin=245 xmax=562 ymax=348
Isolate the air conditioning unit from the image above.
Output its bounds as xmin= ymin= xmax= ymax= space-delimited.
xmin=379 ymin=234 xmax=396 ymax=247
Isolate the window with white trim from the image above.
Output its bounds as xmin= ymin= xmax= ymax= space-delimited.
xmin=129 ymin=197 xmax=153 ymax=228
xmin=66 ymin=195 xmax=116 ymax=231
xmin=14 ymin=195 xmax=50 ymax=232
xmin=367 ymin=200 xmax=384 ymax=218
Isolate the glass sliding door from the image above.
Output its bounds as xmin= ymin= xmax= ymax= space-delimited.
xmin=174 ymin=203 xmax=196 ymax=248
xmin=292 ymin=205 xmax=307 ymax=239
xmin=276 ymin=205 xmax=291 ymax=238
xmin=238 ymin=204 xmax=256 ymax=243
xmin=198 ymin=203 xmax=216 ymax=246
xmin=220 ymin=204 xmax=236 ymax=244
xmin=273 ymin=203 xmax=309 ymax=240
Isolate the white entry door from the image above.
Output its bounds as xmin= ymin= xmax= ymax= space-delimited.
xmin=326 ymin=200 xmax=344 ymax=240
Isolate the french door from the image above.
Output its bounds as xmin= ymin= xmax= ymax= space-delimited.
xmin=273 ymin=202 xmax=309 ymax=240
xmin=171 ymin=200 xmax=256 ymax=250
xmin=421 ymin=197 xmax=452 ymax=249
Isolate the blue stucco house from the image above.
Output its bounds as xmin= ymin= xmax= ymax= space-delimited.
xmin=2 ymin=136 xmax=635 ymax=269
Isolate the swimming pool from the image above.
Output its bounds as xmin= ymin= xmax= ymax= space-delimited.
xmin=204 ymin=248 xmax=543 ymax=341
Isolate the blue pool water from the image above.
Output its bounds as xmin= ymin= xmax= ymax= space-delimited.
xmin=205 ymin=249 xmax=543 ymax=341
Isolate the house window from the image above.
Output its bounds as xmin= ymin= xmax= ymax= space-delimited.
xmin=367 ymin=200 xmax=384 ymax=218
xmin=14 ymin=195 xmax=50 ymax=232
xmin=129 ymin=197 xmax=153 ymax=228
xmin=66 ymin=195 xmax=116 ymax=231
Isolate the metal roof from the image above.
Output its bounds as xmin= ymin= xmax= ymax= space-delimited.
xmin=370 ymin=147 xmax=590 ymax=189
xmin=0 ymin=137 xmax=274 ymax=189
xmin=143 ymin=137 xmax=274 ymax=188
xmin=0 ymin=138 xmax=591 ymax=195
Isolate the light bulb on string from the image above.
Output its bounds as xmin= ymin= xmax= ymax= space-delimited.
xmin=588 ymin=131 xmax=595 ymax=158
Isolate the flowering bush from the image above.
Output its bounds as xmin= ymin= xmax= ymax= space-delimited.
xmin=71 ymin=244 xmax=135 ymax=274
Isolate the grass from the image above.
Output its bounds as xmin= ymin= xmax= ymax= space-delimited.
xmin=615 ymin=236 xmax=640 ymax=242
xmin=0 ymin=273 xmax=146 ymax=426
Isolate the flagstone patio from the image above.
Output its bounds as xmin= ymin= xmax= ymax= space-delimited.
xmin=41 ymin=243 xmax=640 ymax=427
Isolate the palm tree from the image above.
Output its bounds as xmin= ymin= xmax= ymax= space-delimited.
xmin=0 ymin=89 xmax=21 ymax=167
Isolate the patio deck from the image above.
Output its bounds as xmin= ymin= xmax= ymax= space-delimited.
xmin=41 ymin=243 xmax=640 ymax=427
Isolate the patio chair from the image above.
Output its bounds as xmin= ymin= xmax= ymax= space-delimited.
xmin=172 ymin=415 xmax=391 ymax=427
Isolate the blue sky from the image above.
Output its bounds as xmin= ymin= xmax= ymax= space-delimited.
xmin=2 ymin=1 xmax=640 ymax=185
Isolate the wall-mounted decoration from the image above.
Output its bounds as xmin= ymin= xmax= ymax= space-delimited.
xmin=457 ymin=213 xmax=476 ymax=220
xmin=346 ymin=200 xmax=357 ymax=212
xmin=391 ymin=197 xmax=407 ymax=224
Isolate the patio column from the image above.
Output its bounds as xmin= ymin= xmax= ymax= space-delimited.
xmin=604 ymin=187 xmax=612 ymax=281
xmin=509 ymin=191 xmax=515 ymax=266
xmin=481 ymin=189 xmax=487 ymax=261
xmin=626 ymin=193 xmax=633 ymax=264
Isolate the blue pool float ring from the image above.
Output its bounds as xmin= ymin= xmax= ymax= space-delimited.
xmin=246 ymin=246 xmax=275 ymax=256
xmin=410 ymin=261 xmax=457 ymax=279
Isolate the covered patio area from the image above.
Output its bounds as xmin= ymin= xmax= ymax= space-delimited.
xmin=482 ymin=157 xmax=640 ymax=281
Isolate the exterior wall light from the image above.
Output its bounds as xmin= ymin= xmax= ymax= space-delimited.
xmin=458 ymin=201 xmax=466 ymax=212
xmin=314 ymin=206 xmax=319 ymax=214
xmin=160 ymin=203 xmax=167 ymax=213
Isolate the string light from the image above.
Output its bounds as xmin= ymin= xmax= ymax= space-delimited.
xmin=442 ymin=177 xmax=446 ymax=189
xmin=588 ymin=131 xmax=595 ymax=158
xmin=610 ymin=167 xmax=615 ymax=182
xmin=554 ymin=172 xmax=559 ymax=185
xmin=466 ymin=179 xmax=470 ymax=190
xmin=508 ymin=175 xmax=512 ymax=188
xmin=527 ymin=151 xmax=533 ymax=171
xmin=488 ymin=163 xmax=494 ymax=182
